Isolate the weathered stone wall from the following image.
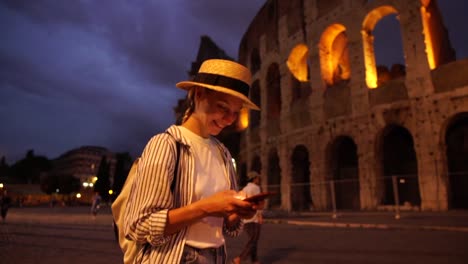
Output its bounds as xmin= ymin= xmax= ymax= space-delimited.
xmin=238 ymin=0 xmax=468 ymax=211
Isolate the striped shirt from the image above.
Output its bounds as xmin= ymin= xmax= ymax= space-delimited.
xmin=124 ymin=125 xmax=242 ymax=263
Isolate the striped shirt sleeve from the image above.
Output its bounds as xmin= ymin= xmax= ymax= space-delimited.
xmin=124 ymin=133 xmax=177 ymax=246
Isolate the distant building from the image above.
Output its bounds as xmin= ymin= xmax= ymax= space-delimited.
xmin=53 ymin=146 xmax=116 ymax=190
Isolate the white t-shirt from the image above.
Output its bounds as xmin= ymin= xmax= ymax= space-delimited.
xmin=179 ymin=126 xmax=229 ymax=248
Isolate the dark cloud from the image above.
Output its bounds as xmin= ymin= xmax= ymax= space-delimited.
xmin=0 ymin=0 xmax=466 ymax=164
xmin=0 ymin=0 xmax=265 ymax=163
xmin=2 ymin=0 xmax=90 ymax=26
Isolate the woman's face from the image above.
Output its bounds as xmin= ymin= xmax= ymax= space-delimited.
xmin=195 ymin=88 xmax=244 ymax=136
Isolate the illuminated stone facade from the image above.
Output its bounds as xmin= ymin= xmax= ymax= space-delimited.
xmin=237 ymin=0 xmax=468 ymax=211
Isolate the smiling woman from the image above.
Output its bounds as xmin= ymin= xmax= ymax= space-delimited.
xmin=121 ymin=59 xmax=261 ymax=264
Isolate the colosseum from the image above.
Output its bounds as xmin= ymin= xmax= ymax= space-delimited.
xmin=233 ymin=0 xmax=468 ymax=212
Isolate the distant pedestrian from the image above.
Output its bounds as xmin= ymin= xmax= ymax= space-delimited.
xmin=1 ymin=190 xmax=12 ymax=223
xmin=233 ymin=171 xmax=264 ymax=264
xmin=91 ymin=192 xmax=102 ymax=217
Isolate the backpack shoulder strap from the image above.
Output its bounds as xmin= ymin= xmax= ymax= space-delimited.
xmin=170 ymin=140 xmax=181 ymax=192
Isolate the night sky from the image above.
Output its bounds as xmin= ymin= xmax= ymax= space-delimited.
xmin=1 ymin=0 xmax=467 ymax=164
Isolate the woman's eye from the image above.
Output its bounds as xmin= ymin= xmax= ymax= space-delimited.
xmin=218 ymin=104 xmax=229 ymax=113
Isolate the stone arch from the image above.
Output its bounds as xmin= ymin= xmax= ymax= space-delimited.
xmin=267 ymin=148 xmax=281 ymax=208
xmin=362 ymin=5 xmax=399 ymax=88
xmin=266 ymin=63 xmax=282 ymax=120
xmin=376 ymin=125 xmax=421 ymax=207
xmin=319 ymin=23 xmax=351 ymax=87
xmin=328 ymin=136 xmax=360 ymax=210
xmin=444 ymin=112 xmax=468 ymax=209
xmin=291 ymin=145 xmax=311 ymax=211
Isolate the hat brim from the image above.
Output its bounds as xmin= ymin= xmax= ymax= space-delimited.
xmin=176 ymin=81 xmax=260 ymax=111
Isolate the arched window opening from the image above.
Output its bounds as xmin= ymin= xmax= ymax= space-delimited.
xmin=379 ymin=125 xmax=421 ymax=207
xmin=267 ymin=149 xmax=282 ymax=208
xmin=362 ymin=6 xmax=401 ymax=88
xmin=319 ymin=24 xmax=350 ymax=87
xmin=373 ymin=14 xmax=405 ymax=87
xmin=235 ymin=108 xmax=249 ymax=131
xmin=445 ymin=112 xmax=468 ymax=209
xmin=287 ymin=44 xmax=310 ymax=82
xmin=329 ymin=136 xmax=360 ymax=210
xmin=291 ymin=145 xmax=311 ymax=211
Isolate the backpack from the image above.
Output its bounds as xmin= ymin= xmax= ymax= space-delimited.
xmin=111 ymin=140 xmax=181 ymax=264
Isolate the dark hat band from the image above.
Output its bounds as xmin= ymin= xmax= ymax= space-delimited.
xmin=193 ymin=73 xmax=249 ymax=97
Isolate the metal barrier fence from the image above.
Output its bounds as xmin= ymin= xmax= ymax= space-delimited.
xmin=263 ymin=171 xmax=468 ymax=219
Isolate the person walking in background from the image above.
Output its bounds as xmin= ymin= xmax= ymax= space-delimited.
xmin=1 ymin=190 xmax=12 ymax=223
xmin=123 ymin=59 xmax=261 ymax=263
xmin=233 ymin=171 xmax=264 ymax=264
xmin=90 ymin=192 xmax=102 ymax=217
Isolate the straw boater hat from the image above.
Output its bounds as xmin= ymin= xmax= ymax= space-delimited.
xmin=176 ymin=59 xmax=260 ymax=110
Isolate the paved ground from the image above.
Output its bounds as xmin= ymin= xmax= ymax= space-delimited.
xmin=1 ymin=206 xmax=467 ymax=263
xmin=262 ymin=209 xmax=468 ymax=232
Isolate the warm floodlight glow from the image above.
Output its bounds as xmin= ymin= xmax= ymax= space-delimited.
xmin=319 ymin=24 xmax=349 ymax=86
xmin=421 ymin=6 xmax=436 ymax=69
xmin=238 ymin=108 xmax=249 ymax=130
xmin=76 ymin=193 xmax=82 ymax=198
xmin=287 ymin=44 xmax=309 ymax=82
xmin=108 ymin=190 xmax=113 ymax=195
xmin=362 ymin=5 xmax=398 ymax=89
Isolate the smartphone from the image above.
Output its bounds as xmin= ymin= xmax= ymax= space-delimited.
xmin=243 ymin=192 xmax=276 ymax=203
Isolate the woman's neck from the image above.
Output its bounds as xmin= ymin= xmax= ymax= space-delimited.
xmin=182 ymin=115 xmax=209 ymax=138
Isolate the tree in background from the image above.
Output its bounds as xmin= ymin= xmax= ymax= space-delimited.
xmin=58 ymin=174 xmax=81 ymax=195
xmin=10 ymin=150 xmax=52 ymax=184
xmin=0 ymin=156 xmax=9 ymax=178
xmin=40 ymin=173 xmax=81 ymax=195
xmin=40 ymin=174 xmax=59 ymax=194
xmin=112 ymin=152 xmax=133 ymax=197
xmin=94 ymin=156 xmax=111 ymax=202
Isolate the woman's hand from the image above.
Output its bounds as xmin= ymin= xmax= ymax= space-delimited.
xmin=165 ymin=190 xmax=257 ymax=235
xmin=194 ymin=190 xmax=256 ymax=218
